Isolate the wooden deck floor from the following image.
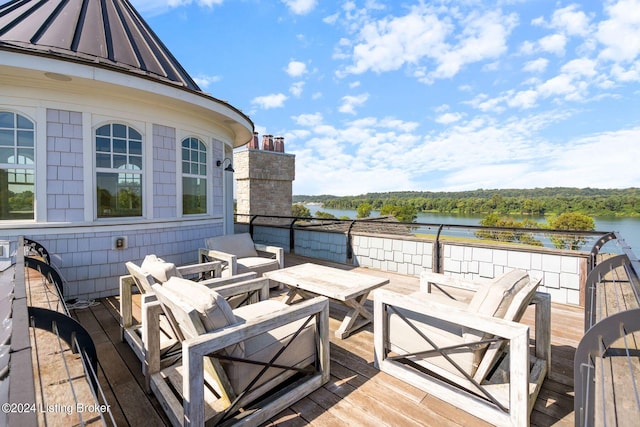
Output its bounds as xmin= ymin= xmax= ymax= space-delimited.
xmin=70 ymin=254 xmax=580 ymax=426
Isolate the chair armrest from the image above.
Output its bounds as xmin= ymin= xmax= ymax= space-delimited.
xmin=176 ymin=260 xmax=222 ymax=278
xmin=198 ymin=272 xmax=258 ymax=288
xmin=374 ymin=289 xmax=528 ymax=346
xmin=254 ymin=244 xmax=284 ymax=268
xmin=181 ymin=296 xmax=330 ymax=426
xmin=419 ymin=271 xmax=484 ymax=294
xmin=212 ymin=277 xmax=270 ymax=303
xmin=199 ymin=248 xmax=238 ymax=275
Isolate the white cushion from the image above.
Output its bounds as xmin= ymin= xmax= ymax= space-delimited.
xmin=163 ymin=277 xmax=242 ymax=357
xmin=467 ymin=269 xmax=529 ymax=319
xmin=163 ymin=277 xmax=236 ymax=332
xmin=388 ymin=295 xmax=479 ymax=376
xmin=205 ymin=233 xmax=258 ymax=259
xmin=141 ymin=254 xmax=181 ymax=283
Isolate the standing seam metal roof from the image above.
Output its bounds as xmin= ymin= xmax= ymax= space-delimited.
xmin=0 ymin=0 xmax=201 ymax=91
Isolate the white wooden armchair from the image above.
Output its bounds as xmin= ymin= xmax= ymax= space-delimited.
xmin=374 ymin=270 xmax=551 ymax=426
xmin=198 ymin=233 xmax=283 ymax=280
xmin=145 ymin=276 xmax=330 ymax=426
xmin=119 ymin=255 xmax=256 ymax=368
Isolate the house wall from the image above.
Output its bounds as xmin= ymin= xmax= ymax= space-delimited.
xmin=0 ymin=58 xmax=249 ymax=300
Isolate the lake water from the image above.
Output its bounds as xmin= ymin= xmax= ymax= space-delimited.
xmin=304 ymin=204 xmax=640 ymax=254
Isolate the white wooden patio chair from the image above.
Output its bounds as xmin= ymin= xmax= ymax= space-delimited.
xmin=374 ymin=269 xmax=551 ymax=426
xmin=198 ymin=233 xmax=283 ymax=280
xmin=119 ymin=255 xmax=256 ymax=368
xmin=145 ymin=276 xmax=330 ymax=426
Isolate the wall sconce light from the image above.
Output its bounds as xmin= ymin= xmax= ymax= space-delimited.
xmin=216 ymin=158 xmax=234 ymax=172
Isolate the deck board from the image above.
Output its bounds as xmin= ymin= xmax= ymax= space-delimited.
xmin=67 ymin=253 xmax=581 ymax=426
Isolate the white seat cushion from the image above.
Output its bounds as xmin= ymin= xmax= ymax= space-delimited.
xmin=388 ymin=292 xmax=479 ymax=376
xmin=141 ymin=254 xmax=181 ymax=283
xmin=205 ymin=233 xmax=258 ymax=258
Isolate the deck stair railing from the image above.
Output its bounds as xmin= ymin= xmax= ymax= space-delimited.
xmin=575 ymin=232 xmax=640 ymax=426
xmin=1 ymin=237 xmax=115 ymax=426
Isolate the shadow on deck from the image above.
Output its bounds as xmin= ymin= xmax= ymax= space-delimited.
xmin=72 ymin=253 xmax=579 ymax=426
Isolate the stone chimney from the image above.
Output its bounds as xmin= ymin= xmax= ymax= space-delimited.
xmin=247 ymin=131 xmax=259 ymax=150
xmin=274 ymin=136 xmax=285 ymax=153
xmin=262 ymin=134 xmax=274 ymax=151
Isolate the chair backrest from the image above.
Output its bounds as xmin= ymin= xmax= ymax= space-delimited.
xmin=125 ymin=261 xmax=157 ymax=294
xmin=205 ymin=233 xmax=258 ymax=258
xmin=151 ymin=279 xmax=240 ymax=405
xmin=472 ymin=274 xmax=542 ymax=382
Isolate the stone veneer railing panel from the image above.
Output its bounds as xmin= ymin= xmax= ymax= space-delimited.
xmin=241 ymin=224 xmax=591 ymax=306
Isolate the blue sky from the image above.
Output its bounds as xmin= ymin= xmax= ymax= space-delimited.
xmin=131 ymin=0 xmax=640 ymax=196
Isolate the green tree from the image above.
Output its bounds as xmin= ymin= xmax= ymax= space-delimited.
xmin=315 ymin=211 xmax=337 ymax=219
xmin=357 ymin=202 xmax=372 ymax=218
xmin=476 ymin=213 xmax=542 ymax=246
xmin=291 ymin=203 xmax=311 ymax=218
xmin=546 ymin=212 xmax=595 ymax=250
xmin=380 ymin=204 xmax=417 ymax=223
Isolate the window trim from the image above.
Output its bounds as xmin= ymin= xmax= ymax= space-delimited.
xmin=94 ymin=122 xmax=144 ymax=220
xmin=180 ymin=135 xmax=209 ymax=217
xmin=0 ymin=110 xmax=36 ymax=221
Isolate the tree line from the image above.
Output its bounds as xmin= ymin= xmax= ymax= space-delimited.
xmin=293 ymin=187 xmax=640 ymax=217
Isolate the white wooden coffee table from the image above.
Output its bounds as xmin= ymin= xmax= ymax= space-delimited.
xmin=264 ymin=263 xmax=389 ymax=339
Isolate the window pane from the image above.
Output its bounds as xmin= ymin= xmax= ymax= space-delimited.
xmin=96 ymin=125 xmax=110 ymax=136
xmin=16 ymin=115 xmax=33 ymax=130
xmin=96 ymin=137 xmax=110 ymax=153
xmin=0 ymin=168 xmax=34 ymax=220
xmin=17 ymin=131 xmax=33 ymax=147
xmin=183 ymin=177 xmax=206 ymax=215
xmin=0 ymin=148 xmax=13 ymax=163
xmin=199 ymin=152 xmax=206 ymax=164
xmin=0 ymin=113 xmax=13 ymax=128
xmin=17 ymin=148 xmax=34 ymax=165
xmin=0 ymin=130 xmax=13 ymax=147
xmin=199 ymin=164 xmax=207 ymax=175
xmin=113 ymin=155 xmax=127 ymax=169
xmin=96 ymin=153 xmax=111 ymax=168
xmin=182 ymin=148 xmax=190 ymax=162
xmin=97 ymin=172 xmax=142 ymax=218
xmin=129 ymin=156 xmax=142 ymax=170
xmin=129 ymin=128 xmax=142 ymax=141
xmin=182 ymin=161 xmax=189 ymax=173
xmin=129 ymin=141 xmax=142 ymax=155
xmin=113 ymin=139 xmax=127 ymax=153
xmin=112 ymin=124 xmax=126 ymax=138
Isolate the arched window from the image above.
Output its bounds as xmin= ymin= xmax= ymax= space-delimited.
xmin=95 ymin=123 xmax=143 ymax=218
xmin=0 ymin=111 xmax=35 ymax=220
xmin=182 ymin=137 xmax=207 ymax=215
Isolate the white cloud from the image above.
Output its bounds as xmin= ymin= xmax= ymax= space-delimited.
xmin=337 ymin=5 xmax=517 ymax=84
xmin=550 ymin=4 xmax=591 ymax=37
xmin=192 ymin=74 xmax=221 ymax=89
xmin=289 ymin=82 xmax=305 ymax=97
xmin=251 ymin=93 xmax=288 ymax=109
xmin=435 ymin=112 xmax=463 ymax=124
xmin=538 ymin=33 xmax=567 ymax=56
xmin=597 ymin=0 xmax=640 ymax=62
xmin=285 ymin=60 xmax=308 ymax=77
xmin=338 ymin=93 xmax=369 ymax=114
xmin=291 ymin=113 xmax=324 ymax=127
xmin=522 ymin=58 xmax=549 ymax=73
xmin=281 ymin=0 xmax=317 ymax=15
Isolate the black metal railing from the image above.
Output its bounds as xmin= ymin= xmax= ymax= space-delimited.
xmin=3 ymin=237 xmax=115 ymax=426
xmin=574 ymin=232 xmax=640 ymax=426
